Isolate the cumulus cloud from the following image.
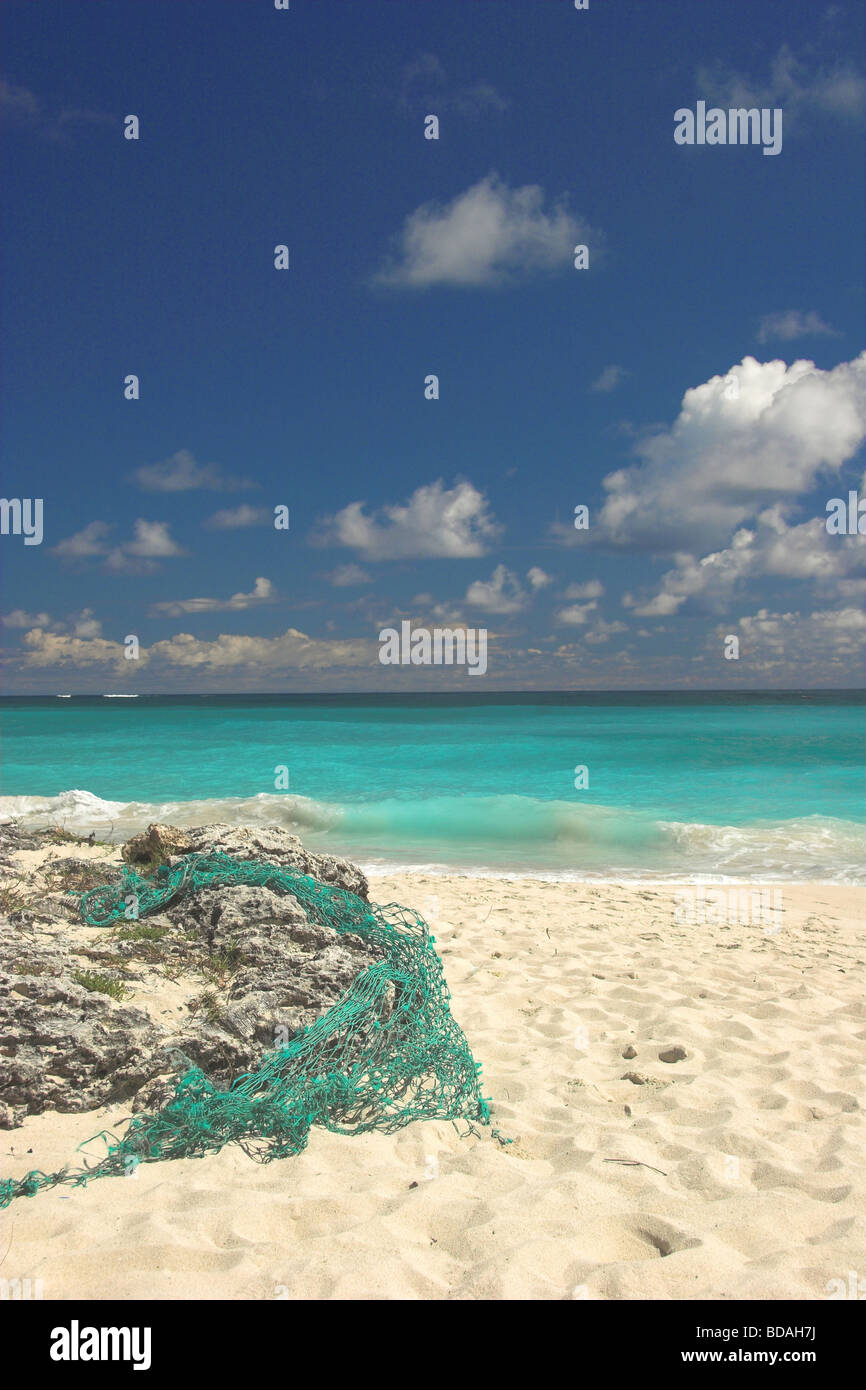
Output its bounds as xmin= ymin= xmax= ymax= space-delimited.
xmin=555 ymin=600 xmax=599 ymax=626
xmin=124 ymin=521 xmax=185 ymax=558
xmin=372 ymin=173 xmax=589 ymax=288
xmin=526 ymin=567 xmax=552 ymax=589
xmin=148 ymin=628 xmax=375 ymax=673
xmin=105 ymin=521 xmax=186 ymax=571
xmin=72 ymin=609 xmax=103 ymax=638
xmin=204 ymin=505 xmax=271 ymax=529
xmin=328 ymin=564 xmax=372 ymax=587
xmin=20 ymin=630 xmax=135 ymax=671
xmin=133 ymin=449 xmax=254 ymax=493
xmin=623 ymin=507 xmax=865 ymax=617
xmin=317 ymin=479 xmax=501 ymax=560
xmin=562 ymin=579 xmax=604 ymax=600
xmin=2 ymin=609 xmax=56 ymax=629
xmin=54 ymin=518 xmax=186 ymax=570
xmin=733 ymin=605 xmax=866 ymax=667
xmin=2 ymin=608 xmax=102 ymax=638
xmin=584 ymin=619 xmax=627 ymax=645
xmin=593 ymin=352 xmax=866 ymax=552
xmin=16 ymin=624 xmax=378 ymax=677
xmin=53 ymin=521 xmax=112 ymax=559
xmin=150 ymin=577 xmax=274 ymax=618
xmin=464 ymin=564 xmax=527 ymax=613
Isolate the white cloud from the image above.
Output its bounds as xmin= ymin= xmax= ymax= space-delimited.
xmin=585 ymin=620 xmax=627 ymax=645
xmin=148 ymin=628 xmax=375 ymax=673
xmin=698 ymin=44 xmax=866 ymax=125
xmin=526 ymin=566 xmax=552 ymax=590
xmin=623 ymin=509 xmax=865 ymax=617
xmin=372 ymin=173 xmax=589 ymax=288
xmin=318 ymin=479 xmax=501 ymax=559
xmin=590 ymin=365 xmax=627 ymax=393
xmin=595 ymin=352 xmax=866 ymax=552
xmin=3 ymin=608 xmax=101 ymax=638
xmin=20 ymin=630 xmax=135 ymax=671
xmin=555 ymin=601 xmax=598 ymax=625
xmin=733 ymin=605 xmax=866 ymax=664
xmin=151 ymin=577 xmax=274 ymax=618
xmin=125 ymin=520 xmax=185 ymax=558
xmin=464 ymin=564 xmax=527 ymax=613
xmin=757 ymin=310 xmax=838 ymax=343
xmin=53 ymin=520 xmax=111 ymax=559
xmin=16 ymin=624 xmax=378 ymax=676
xmin=72 ymin=608 xmax=102 ymax=638
xmin=205 ymin=505 xmax=270 ymax=529
xmin=2 ymin=609 xmax=56 ymax=629
xmin=133 ymin=448 xmax=254 ymax=492
xmin=54 ymin=518 xmax=186 ymax=570
xmin=562 ymin=579 xmax=604 ymax=600
xmin=105 ymin=521 xmax=186 ymax=571
xmin=329 ymin=564 xmax=372 ymax=587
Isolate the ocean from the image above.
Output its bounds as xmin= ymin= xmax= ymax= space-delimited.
xmin=0 ymin=692 xmax=863 ymax=882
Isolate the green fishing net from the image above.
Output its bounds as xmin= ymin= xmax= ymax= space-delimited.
xmin=1 ymin=852 xmax=490 ymax=1206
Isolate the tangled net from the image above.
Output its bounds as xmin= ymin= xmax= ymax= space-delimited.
xmin=0 ymin=852 xmax=490 ymax=1206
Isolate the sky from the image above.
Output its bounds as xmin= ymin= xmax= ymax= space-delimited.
xmin=1 ymin=0 xmax=864 ymax=693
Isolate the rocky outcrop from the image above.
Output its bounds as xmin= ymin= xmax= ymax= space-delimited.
xmin=0 ymin=824 xmax=382 ymax=1127
xmin=132 ymin=881 xmax=388 ymax=1113
xmin=177 ymin=823 xmax=370 ymax=901
xmin=0 ymin=934 xmax=163 ymax=1127
xmin=121 ymin=823 xmax=194 ymax=868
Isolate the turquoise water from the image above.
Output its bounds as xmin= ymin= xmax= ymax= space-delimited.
xmin=1 ymin=693 xmax=863 ymax=880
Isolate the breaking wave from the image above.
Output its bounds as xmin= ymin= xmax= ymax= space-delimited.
xmin=0 ymin=788 xmax=862 ymax=882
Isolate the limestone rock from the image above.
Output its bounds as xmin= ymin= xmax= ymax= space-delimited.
xmin=122 ymin=823 xmax=194 ymax=869
xmin=176 ymin=823 xmax=370 ymax=900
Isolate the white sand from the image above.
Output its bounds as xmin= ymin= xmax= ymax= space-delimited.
xmin=2 ymin=870 xmax=863 ymax=1301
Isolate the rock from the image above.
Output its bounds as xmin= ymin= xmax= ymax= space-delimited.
xmin=122 ymin=823 xmax=194 ymax=869
xmin=155 ymin=882 xmax=388 ymax=1088
xmin=0 ymin=936 xmax=164 ymax=1125
xmin=1 ymin=824 xmax=382 ymax=1127
xmin=658 ymin=1045 xmax=688 ymax=1063
xmin=622 ymin=1044 xmax=637 ymax=1059
xmin=176 ymin=823 xmax=370 ymax=901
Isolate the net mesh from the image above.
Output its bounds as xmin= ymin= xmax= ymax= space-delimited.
xmin=1 ymin=851 xmax=490 ymax=1206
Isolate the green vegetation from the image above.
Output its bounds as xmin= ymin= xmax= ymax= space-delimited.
xmin=71 ymin=968 xmax=129 ymax=1001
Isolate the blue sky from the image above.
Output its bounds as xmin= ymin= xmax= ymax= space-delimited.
xmin=1 ymin=0 xmax=864 ymax=692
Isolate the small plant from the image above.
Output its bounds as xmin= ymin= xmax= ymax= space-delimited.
xmin=201 ymin=938 xmax=247 ymax=986
xmin=0 ymin=881 xmax=34 ymax=914
xmin=160 ymin=958 xmax=189 ymax=983
xmin=42 ymin=825 xmax=81 ymax=845
xmin=48 ymin=861 xmax=113 ymax=894
xmin=71 ymin=968 xmax=129 ymax=1001
xmin=189 ymin=989 xmax=223 ymax=1025
xmin=115 ymin=922 xmax=169 ymax=941
xmin=107 ymin=922 xmax=171 ymax=964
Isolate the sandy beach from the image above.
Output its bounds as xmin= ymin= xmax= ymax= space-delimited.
xmin=2 ymin=843 xmax=862 ymax=1302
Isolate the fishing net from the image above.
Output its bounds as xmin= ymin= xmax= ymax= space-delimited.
xmin=0 ymin=852 xmax=490 ymax=1206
